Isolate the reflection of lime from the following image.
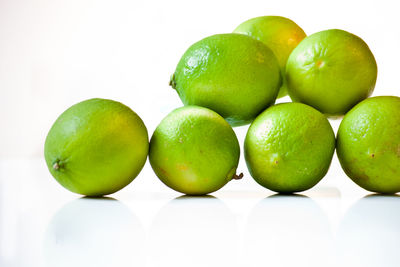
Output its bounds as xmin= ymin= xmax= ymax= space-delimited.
xmin=149 ymin=196 xmax=237 ymax=267
xmin=286 ymin=29 xmax=377 ymax=116
xmin=149 ymin=106 xmax=240 ymax=195
xmin=44 ymin=198 xmax=145 ymax=267
xmin=337 ymin=195 xmax=400 ymax=266
xmin=44 ymin=98 xmax=149 ymax=196
xmin=337 ymin=96 xmax=400 ymax=194
xmin=234 ymin=16 xmax=306 ymax=98
xmin=170 ymin=33 xmax=281 ymax=126
xmin=244 ymin=103 xmax=335 ymax=193
xmin=245 ymin=195 xmax=333 ymax=266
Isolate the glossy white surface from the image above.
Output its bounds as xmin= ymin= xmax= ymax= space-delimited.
xmin=1 ymin=158 xmax=399 ymax=267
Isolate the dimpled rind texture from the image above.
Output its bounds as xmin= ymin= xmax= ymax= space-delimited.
xmin=172 ymin=33 xmax=281 ymax=127
xmin=149 ymin=106 xmax=240 ymax=195
xmin=44 ymin=98 xmax=149 ymax=196
xmin=234 ymin=16 xmax=306 ymax=99
xmin=337 ymin=96 xmax=400 ymax=194
xmin=286 ymin=29 xmax=377 ymax=117
xmin=244 ymin=102 xmax=335 ymax=193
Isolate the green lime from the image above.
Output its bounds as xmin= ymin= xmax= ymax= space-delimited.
xmin=44 ymin=98 xmax=149 ymax=196
xmin=337 ymin=96 xmax=400 ymax=194
xmin=170 ymin=33 xmax=281 ymax=127
xmin=149 ymin=106 xmax=241 ymax=195
xmin=244 ymin=102 xmax=335 ymax=193
xmin=234 ymin=16 xmax=306 ymax=98
xmin=286 ymin=29 xmax=377 ymax=117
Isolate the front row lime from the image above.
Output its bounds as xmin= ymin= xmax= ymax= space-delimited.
xmin=44 ymin=98 xmax=149 ymax=197
xmin=45 ymin=97 xmax=400 ymax=196
xmin=244 ymin=103 xmax=336 ymax=193
xmin=337 ymin=96 xmax=400 ymax=194
xmin=149 ymin=106 xmax=242 ymax=195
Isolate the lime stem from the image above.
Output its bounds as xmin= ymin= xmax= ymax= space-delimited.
xmin=232 ymin=173 xmax=244 ymax=180
xmin=53 ymin=162 xmax=60 ymax=170
xmin=169 ymin=74 xmax=176 ymax=89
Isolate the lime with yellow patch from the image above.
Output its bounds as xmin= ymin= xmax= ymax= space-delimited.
xmin=170 ymin=33 xmax=281 ymax=127
xmin=44 ymin=98 xmax=149 ymax=196
xmin=337 ymin=96 xmax=400 ymax=194
xmin=149 ymin=106 xmax=241 ymax=195
xmin=244 ymin=102 xmax=335 ymax=193
xmin=234 ymin=16 xmax=306 ymax=98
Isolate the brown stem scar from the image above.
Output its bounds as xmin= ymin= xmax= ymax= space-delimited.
xmin=232 ymin=173 xmax=244 ymax=180
xmin=53 ymin=162 xmax=60 ymax=170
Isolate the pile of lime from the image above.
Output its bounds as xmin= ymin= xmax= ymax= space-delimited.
xmin=45 ymin=16 xmax=400 ymax=196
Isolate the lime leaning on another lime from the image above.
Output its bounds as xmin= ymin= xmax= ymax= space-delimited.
xmin=286 ymin=29 xmax=377 ymax=117
xmin=234 ymin=15 xmax=306 ymax=98
xmin=170 ymin=33 xmax=281 ymax=126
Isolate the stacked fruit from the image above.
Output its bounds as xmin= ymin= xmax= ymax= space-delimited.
xmin=45 ymin=16 xmax=400 ymax=196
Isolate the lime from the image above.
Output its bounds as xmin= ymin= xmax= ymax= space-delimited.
xmin=234 ymin=16 xmax=306 ymax=98
xmin=286 ymin=29 xmax=377 ymax=117
xmin=149 ymin=106 xmax=241 ymax=195
xmin=170 ymin=33 xmax=281 ymax=127
xmin=337 ymin=96 xmax=400 ymax=194
xmin=244 ymin=102 xmax=335 ymax=193
xmin=44 ymin=98 xmax=149 ymax=196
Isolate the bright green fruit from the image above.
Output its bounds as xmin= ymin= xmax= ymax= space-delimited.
xmin=244 ymin=103 xmax=335 ymax=193
xmin=286 ymin=29 xmax=377 ymax=117
xmin=234 ymin=16 xmax=306 ymax=98
xmin=170 ymin=33 xmax=281 ymax=127
xmin=149 ymin=106 xmax=241 ymax=195
xmin=337 ymin=96 xmax=400 ymax=194
xmin=44 ymin=98 xmax=149 ymax=196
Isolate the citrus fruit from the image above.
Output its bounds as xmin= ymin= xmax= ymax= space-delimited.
xmin=149 ymin=106 xmax=241 ymax=195
xmin=170 ymin=33 xmax=281 ymax=127
xmin=286 ymin=29 xmax=377 ymax=117
xmin=234 ymin=15 xmax=306 ymax=98
xmin=244 ymin=102 xmax=335 ymax=193
xmin=44 ymin=98 xmax=149 ymax=196
xmin=336 ymin=96 xmax=400 ymax=194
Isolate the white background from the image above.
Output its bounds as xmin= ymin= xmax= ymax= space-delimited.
xmin=0 ymin=0 xmax=399 ymax=266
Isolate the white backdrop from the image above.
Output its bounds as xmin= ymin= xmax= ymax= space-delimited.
xmin=0 ymin=0 xmax=399 ymax=158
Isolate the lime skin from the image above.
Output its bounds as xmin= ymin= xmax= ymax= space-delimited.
xmin=234 ymin=16 xmax=306 ymax=98
xmin=44 ymin=98 xmax=149 ymax=197
xmin=337 ymin=96 xmax=400 ymax=194
xmin=286 ymin=29 xmax=377 ymax=117
xmin=170 ymin=33 xmax=281 ymax=127
xmin=244 ymin=102 xmax=335 ymax=193
xmin=149 ymin=106 xmax=241 ymax=195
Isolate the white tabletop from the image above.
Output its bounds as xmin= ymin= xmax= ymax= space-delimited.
xmin=0 ymin=157 xmax=398 ymax=267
